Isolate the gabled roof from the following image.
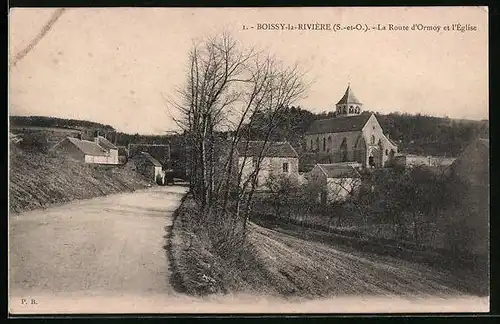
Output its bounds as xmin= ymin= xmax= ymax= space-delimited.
xmin=305 ymin=113 xmax=372 ymax=135
xmin=135 ymin=152 xmax=162 ymax=167
xmin=236 ymin=141 xmax=298 ymax=158
xmin=96 ymin=136 xmax=118 ymax=150
xmin=128 ymin=143 xmax=170 ymax=163
xmin=336 ymin=85 xmax=362 ymax=105
xmin=66 ymin=137 xmax=108 ymax=156
xmin=317 ymin=164 xmax=361 ymax=178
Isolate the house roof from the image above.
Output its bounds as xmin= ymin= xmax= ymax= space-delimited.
xmin=136 ymin=152 xmax=163 ymax=167
xmin=336 ymin=85 xmax=362 ymax=105
xmin=317 ymin=164 xmax=361 ymax=178
xmin=236 ymin=141 xmax=298 ymax=158
xmin=96 ymin=136 xmax=118 ymax=150
xmin=305 ymin=113 xmax=372 ymax=135
xmin=66 ymin=137 xmax=108 ymax=156
xmin=128 ymin=143 xmax=170 ymax=163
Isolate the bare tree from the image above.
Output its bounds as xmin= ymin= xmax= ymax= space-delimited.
xmin=171 ymin=32 xmax=307 ymax=236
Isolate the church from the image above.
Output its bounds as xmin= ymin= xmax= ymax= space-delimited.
xmin=305 ymin=85 xmax=398 ymax=168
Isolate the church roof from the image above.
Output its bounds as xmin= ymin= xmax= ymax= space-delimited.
xmin=305 ymin=113 xmax=372 ymax=135
xmin=336 ymin=85 xmax=362 ymax=105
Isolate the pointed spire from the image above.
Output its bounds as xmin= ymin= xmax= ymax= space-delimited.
xmin=337 ymin=84 xmax=362 ymax=105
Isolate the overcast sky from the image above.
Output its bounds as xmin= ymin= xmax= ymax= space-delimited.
xmin=9 ymin=7 xmax=488 ymax=135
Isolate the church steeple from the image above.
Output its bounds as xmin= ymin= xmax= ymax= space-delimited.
xmin=335 ymin=84 xmax=363 ymax=117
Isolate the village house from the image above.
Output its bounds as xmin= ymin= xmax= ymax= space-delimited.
xmin=128 ymin=143 xmax=171 ymax=167
xmin=308 ymin=163 xmax=362 ymax=204
xmin=235 ymin=140 xmax=299 ymax=190
xmin=49 ymin=135 xmax=119 ymax=164
xmin=305 ymin=85 xmax=398 ymax=168
xmin=129 ymin=151 xmax=165 ymax=184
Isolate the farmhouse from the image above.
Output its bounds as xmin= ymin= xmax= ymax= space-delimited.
xmin=50 ymin=135 xmax=119 ymax=164
xmin=308 ymin=163 xmax=362 ymax=204
xmin=128 ymin=143 xmax=171 ymax=167
xmin=129 ymin=151 xmax=165 ymax=184
xmin=235 ymin=140 xmax=299 ymax=190
xmin=305 ymin=85 xmax=398 ymax=168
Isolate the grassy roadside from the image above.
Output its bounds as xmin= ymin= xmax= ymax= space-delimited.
xmin=169 ymin=195 xmax=488 ymax=298
xmin=251 ymin=214 xmax=489 ymax=297
xmin=168 ymin=194 xmax=288 ymax=297
xmin=9 ymin=145 xmax=151 ymax=213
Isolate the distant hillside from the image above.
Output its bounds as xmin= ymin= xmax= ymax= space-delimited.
xmin=10 ymin=111 xmax=489 ymax=158
xmin=9 ymin=115 xmax=115 ymax=132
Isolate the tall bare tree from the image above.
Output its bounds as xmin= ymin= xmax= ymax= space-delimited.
xmin=172 ymin=32 xmax=306 ymax=235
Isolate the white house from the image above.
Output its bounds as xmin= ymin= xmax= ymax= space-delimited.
xmin=235 ymin=141 xmax=299 ymax=190
xmin=308 ymin=163 xmax=362 ymax=204
xmin=50 ymin=135 xmax=119 ymax=164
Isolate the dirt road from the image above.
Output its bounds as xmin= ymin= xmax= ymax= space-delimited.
xmin=9 ymin=185 xmax=188 ymax=300
xmin=8 ymin=186 xmax=488 ymax=314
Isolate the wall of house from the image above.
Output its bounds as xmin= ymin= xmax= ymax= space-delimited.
xmin=238 ymin=156 xmax=298 ymax=190
xmin=326 ymin=177 xmax=361 ymax=202
xmin=108 ymin=149 xmax=119 ymax=164
xmin=85 ymin=155 xmax=109 ymax=164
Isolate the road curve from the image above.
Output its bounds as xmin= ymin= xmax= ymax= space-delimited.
xmin=9 ymin=185 xmax=188 ymax=300
xmin=8 ymin=185 xmax=488 ymax=314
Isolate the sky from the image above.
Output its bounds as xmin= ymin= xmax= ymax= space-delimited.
xmin=9 ymin=7 xmax=488 ymax=135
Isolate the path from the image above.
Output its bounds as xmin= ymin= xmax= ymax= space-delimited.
xmin=9 ymin=186 xmax=188 ymax=310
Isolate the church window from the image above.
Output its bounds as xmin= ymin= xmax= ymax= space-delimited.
xmin=323 ymin=138 xmax=326 ymax=151
xmin=385 ymin=149 xmax=388 ymax=156
xmin=343 ymin=106 xmax=347 ymax=114
xmin=371 ymin=135 xmax=375 ymax=144
xmin=355 ymin=106 xmax=360 ymax=113
xmin=340 ymin=138 xmax=348 ymax=162
xmin=316 ymin=137 xmax=320 ymax=151
xmin=349 ymin=106 xmax=354 ymax=113
xmin=310 ymin=139 xmax=313 ymax=151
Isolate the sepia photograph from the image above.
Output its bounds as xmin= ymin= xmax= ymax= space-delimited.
xmin=8 ymin=6 xmax=489 ymax=314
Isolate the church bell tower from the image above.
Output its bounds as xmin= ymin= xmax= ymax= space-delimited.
xmin=335 ymin=84 xmax=363 ymax=117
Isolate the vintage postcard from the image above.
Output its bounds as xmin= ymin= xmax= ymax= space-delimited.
xmin=8 ymin=6 xmax=489 ymax=315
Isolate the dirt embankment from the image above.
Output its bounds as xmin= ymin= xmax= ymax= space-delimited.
xmin=9 ymin=146 xmax=151 ymax=213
